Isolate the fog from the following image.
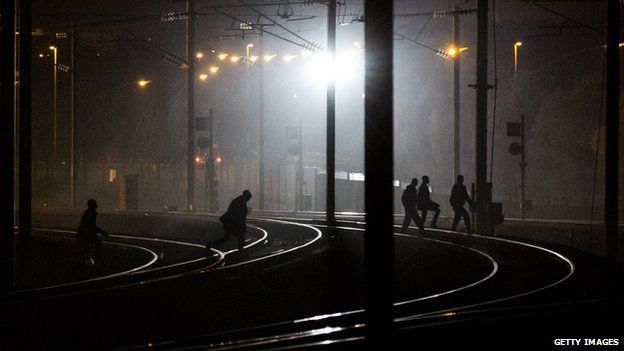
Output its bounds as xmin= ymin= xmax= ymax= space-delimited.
xmin=30 ymin=0 xmax=623 ymax=220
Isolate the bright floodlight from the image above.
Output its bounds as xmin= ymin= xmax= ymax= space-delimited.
xmin=230 ymin=55 xmax=241 ymax=63
xmin=218 ymin=53 xmax=229 ymax=60
xmin=199 ymin=73 xmax=208 ymax=81
xmin=209 ymin=66 xmax=219 ymax=74
xmin=49 ymin=46 xmax=56 ymax=50
xmin=307 ymin=50 xmax=361 ymax=84
xmin=196 ymin=52 xmax=204 ymax=59
xmin=515 ymin=41 xmax=523 ymax=47
xmin=447 ymin=46 xmax=458 ymax=57
xmin=247 ymin=43 xmax=254 ymax=48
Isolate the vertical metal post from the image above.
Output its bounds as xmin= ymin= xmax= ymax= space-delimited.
xmin=520 ymin=114 xmax=526 ymax=220
xmin=452 ymin=7 xmax=460 ymax=182
xmin=326 ymin=0 xmax=336 ymax=223
xmin=19 ymin=0 xmax=32 ymax=237
xmin=52 ymin=47 xmax=57 ymax=160
xmin=70 ymin=30 xmax=76 ymax=207
xmin=1 ymin=0 xmax=16 ymax=286
xmin=277 ymin=165 xmax=281 ymax=210
xmin=298 ymin=119 xmax=303 ymax=211
xmin=186 ymin=0 xmax=195 ymax=211
xmin=208 ymin=108 xmax=216 ymax=212
xmin=605 ymin=0 xmax=619 ymax=258
xmin=258 ymin=32 xmax=265 ymax=210
xmin=364 ymin=0 xmax=394 ymax=345
xmin=475 ymin=0 xmax=489 ymax=234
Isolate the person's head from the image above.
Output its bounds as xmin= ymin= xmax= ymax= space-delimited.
xmin=410 ymin=178 xmax=418 ymax=187
xmin=457 ymin=175 xmax=464 ymax=184
xmin=422 ymin=175 xmax=430 ymax=184
xmin=243 ymin=190 xmax=252 ymax=201
xmin=87 ymin=199 xmax=98 ymax=210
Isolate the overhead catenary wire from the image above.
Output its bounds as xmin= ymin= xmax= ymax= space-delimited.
xmin=236 ymin=0 xmax=322 ymax=50
xmin=206 ymin=7 xmax=313 ymax=51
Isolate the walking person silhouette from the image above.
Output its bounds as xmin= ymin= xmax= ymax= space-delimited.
xmin=450 ymin=175 xmax=473 ymax=234
xmin=76 ymin=199 xmax=109 ymax=266
xmin=417 ymin=175 xmax=440 ymax=228
xmin=401 ymin=178 xmax=425 ymax=234
xmin=215 ymin=190 xmax=252 ymax=251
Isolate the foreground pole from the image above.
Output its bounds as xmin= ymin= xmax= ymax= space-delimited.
xmin=326 ymin=0 xmax=336 ymax=223
xmin=605 ymin=0 xmax=619 ymax=258
xmin=1 ymin=0 xmax=16 ymax=287
xmin=19 ymin=0 xmax=32 ymax=237
xmin=364 ymin=0 xmax=394 ymax=345
xmin=475 ymin=0 xmax=489 ymax=234
xmin=186 ymin=0 xmax=195 ymax=211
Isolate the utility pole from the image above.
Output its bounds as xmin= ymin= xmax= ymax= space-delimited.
xmin=520 ymin=114 xmax=526 ymax=220
xmin=207 ymin=109 xmax=217 ymax=212
xmin=452 ymin=6 xmax=461 ymax=181
xmin=364 ymin=0 xmax=394 ymax=346
xmin=326 ymin=0 xmax=336 ymax=223
xmin=19 ymin=0 xmax=32 ymax=238
xmin=297 ymin=119 xmax=303 ymax=211
xmin=1 ymin=0 xmax=16 ymax=287
xmin=186 ymin=0 xmax=195 ymax=211
xmin=475 ymin=0 xmax=490 ymax=235
xmin=259 ymin=31 xmax=265 ymax=210
xmin=70 ymin=30 xmax=76 ymax=207
xmin=605 ymin=0 xmax=619 ymax=258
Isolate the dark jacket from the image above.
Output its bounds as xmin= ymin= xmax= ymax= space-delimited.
xmin=450 ymin=183 xmax=472 ymax=208
xmin=76 ymin=209 xmax=107 ymax=242
xmin=221 ymin=195 xmax=249 ymax=234
xmin=401 ymin=185 xmax=418 ymax=208
xmin=417 ymin=183 xmax=432 ymax=207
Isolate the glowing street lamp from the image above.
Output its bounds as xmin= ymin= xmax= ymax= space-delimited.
xmin=230 ymin=55 xmax=241 ymax=63
xmin=246 ymin=43 xmax=254 ymax=62
xmin=218 ymin=53 xmax=229 ymax=60
xmin=209 ymin=66 xmax=219 ymax=74
xmin=514 ymin=41 xmax=522 ymax=76
xmin=137 ymin=79 xmax=152 ymax=88
xmin=263 ymin=54 xmax=277 ymax=62
xmin=199 ymin=73 xmax=208 ymax=81
xmin=195 ymin=52 xmax=204 ymax=59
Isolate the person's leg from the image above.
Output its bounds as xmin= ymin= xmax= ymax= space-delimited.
xmin=451 ymin=207 xmax=461 ymax=231
xmin=401 ymin=207 xmax=411 ymax=233
xmin=420 ymin=209 xmax=428 ymax=225
xmin=237 ymin=232 xmax=245 ymax=251
xmin=430 ymin=204 xmax=440 ymax=228
xmin=462 ymin=207 xmax=471 ymax=233
xmin=410 ymin=207 xmax=425 ymax=234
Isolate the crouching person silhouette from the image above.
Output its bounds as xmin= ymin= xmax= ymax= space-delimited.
xmin=214 ymin=190 xmax=252 ymax=251
xmin=401 ymin=178 xmax=425 ymax=234
xmin=76 ymin=199 xmax=109 ymax=267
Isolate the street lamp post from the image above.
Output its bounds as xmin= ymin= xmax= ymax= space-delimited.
xmin=452 ymin=7 xmax=461 ymax=182
xmin=50 ymin=45 xmax=58 ymax=159
xmin=513 ymin=41 xmax=522 ymax=77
